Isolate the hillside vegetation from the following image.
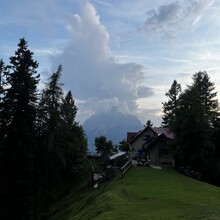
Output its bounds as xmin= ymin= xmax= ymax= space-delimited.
xmin=49 ymin=166 xmax=220 ymax=220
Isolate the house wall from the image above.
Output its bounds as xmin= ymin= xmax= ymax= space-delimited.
xmin=149 ymin=144 xmax=158 ymax=164
xmin=149 ymin=142 xmax=173 ymax=166
xmin=129 ymin=127 xmax=174 ymax=166
xmin=130 ymin=129 xmax=156 ymax=151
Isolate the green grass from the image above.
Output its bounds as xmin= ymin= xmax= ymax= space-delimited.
xmin=49 ymin=166 xmax=220 ymax=220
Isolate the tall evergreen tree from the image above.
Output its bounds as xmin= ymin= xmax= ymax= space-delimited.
xmin=173 ymin=87 xmax=214 ymax=169
xmin=37 ymin=68 xmax=88 ymax=198
xmin=0 ymin=59 xmax=5 ymax=92
xmin=0 ymin=38 xmax=39 ymax=220
xmin=60 ymin=90 xmax=77 ymax=128
xmin=0 ymin=59 xmax=7 ymax=219
xmin=191 ymin=71 xmax=218 ymax=124
xmin=37 ymin=65 xmax=64 ymax=207
xmin=211 ymin=117 xmax=220 ymax=184
xmin=0 ymin=59 xmax=7 ymax=140
xmin=40 ymin=65 xmax=63 ymax=134
xmin=59 ymin=90 xmax=87 ymax=178
xmin=171 ymin=72 xmax=219 ymax=183
xmin=162 ymin=80 xmax=181 ymax=127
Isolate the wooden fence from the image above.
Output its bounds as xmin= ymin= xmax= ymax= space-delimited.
xmin=92 ymin=159 xmax=132 ymax=189
xmin=120 ymin=159 xmax=132 ymax=176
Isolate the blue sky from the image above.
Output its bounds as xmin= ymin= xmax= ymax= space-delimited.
xmin=0 ymin=0 xmax=220 ymax=126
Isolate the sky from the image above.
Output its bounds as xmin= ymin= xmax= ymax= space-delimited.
xmin=1 ymin=0 xmax=220 ymax=126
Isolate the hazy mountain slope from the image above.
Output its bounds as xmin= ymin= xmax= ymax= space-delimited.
xmin=83 ymin=111 xmax=142 ymax=151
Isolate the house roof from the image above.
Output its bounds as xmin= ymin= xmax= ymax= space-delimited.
xmin=127 ymin=132 xmax=138 ymax=143
xmin=151 ymin=127 xmax=174 ymax=139
xmin=142 ymin=133 xmax=168 ymax=150
xmin=127 ymin=126 xmax=174 ymax=144
xmin=109 ymin=151 xmax=126 ymax=160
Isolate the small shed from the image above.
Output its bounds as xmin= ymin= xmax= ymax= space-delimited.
xmin=108 ymin=151 xmax=127 ymax=167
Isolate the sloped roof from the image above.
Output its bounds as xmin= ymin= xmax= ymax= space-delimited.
xmin=127 ymin=132 xmax=138 ymax=143
xmin=142 ymin=133 xmax=168 ymax=150
xmin=109 ymin=151 xmax=126 ymax=160
xmin=151 ymin=127 xmax=174 ymax=139
xmin=127 ymin=126 xmax=174 ymax=144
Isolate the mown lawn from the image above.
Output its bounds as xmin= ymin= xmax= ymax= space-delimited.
xmin=49 ymin=166 xmax=220 ymax=220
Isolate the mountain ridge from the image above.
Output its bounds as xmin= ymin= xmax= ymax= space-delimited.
xmin=83 ymin=111 xmax=143 ymax=152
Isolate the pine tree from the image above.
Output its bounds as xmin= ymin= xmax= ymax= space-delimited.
xmin=0 ymin=59 xmax=7 ymax=140
xmin=41 ymin=65 xmax=63 ymax=134
xmin=173 ymin=87 xmax=213 ymax=169
xmin=37 ymin=65 xmax=64 ymax=207
xmin=0 ymin=59 xmax=7 ymax=219
xmin=191 ymin=71 xmax=218 ymax=124
xmin=162 ymin=80 xmax=181 ymax=127
xmin=61 ymin=90 xmax=77 ymax=128
xmin=212 ymin=117 xmax=220 ymax=185
xmin=172 ymin=72 xmax=219 ymax=182
xmin=38 ymin=68 xmax=88 ymax=190
xmin=59 ymin=90 xmax=87 ymax=178
xmin=144 ymin=120 xmax=153 ymax=127
xmin=1 ymin=38 xmax=39 ymax=219
xmin=0 ymin=59 xmax=5 ymax=92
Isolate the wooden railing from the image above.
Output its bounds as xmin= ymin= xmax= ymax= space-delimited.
xmin=92 ymin=159 xmax=132 ymax=189
xmin=120 ymin=159 xmax=132 ymax=176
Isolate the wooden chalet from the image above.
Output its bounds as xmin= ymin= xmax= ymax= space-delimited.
xmin=127 ymin=126 xmax=175 ymax=166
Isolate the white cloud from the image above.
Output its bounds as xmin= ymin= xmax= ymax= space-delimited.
xmin=140 ymin=0 xmax=215 ymax=39
xmin=33 ymin=48 xmax=62 ymax=56
xmin=51 ymin=2 xmax=153 ymax=123
xmin=2 ymin=0 xmax=219 ymax=127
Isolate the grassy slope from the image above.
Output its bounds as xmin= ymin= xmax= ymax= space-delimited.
xmin=49 ymin=167 xmax=220 ymax=220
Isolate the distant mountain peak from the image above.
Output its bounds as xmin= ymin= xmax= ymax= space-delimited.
xmin=83 ymin=111 xmax=142 ymax=152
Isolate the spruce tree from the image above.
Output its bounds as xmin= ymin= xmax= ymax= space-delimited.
xmin=61 ymin=90 xmax=77 ymax=128
xmin=0 ymin=59 xmax=7 ymax=140
xmin=0 ymin=59 xmax=7 ymax=219
xmin=172 ymin=72 xmax=219 ymax=183
xmin=162 ymin=80 xmax=181 ymax=127
xmin=191 ymin=71 xmax=218 ymax=124
xmin=0 ymin=59 xmax=5 ymax=92
xmin=37 ymin=65 xmax=64 ymax=204
xmin=1 ymin=38 xmax=39 ymax=219
xmin=38 ymin=67 xmax=87 ymax=190
xmin=40 ymin=65 xmax=63 ymax=134
xmin=144 ymin=120 xmax=153 ymax=127
xmin=59 ymin=90 xmax=87 ymax=178
xmin=173 ymin=87 xmax=213 ymax=170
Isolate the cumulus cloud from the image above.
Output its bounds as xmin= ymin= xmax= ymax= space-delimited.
xmin=51 ymin=2 xmax=153 ymax=123
xmin=140 ymin=0 xmax=215 ymax=38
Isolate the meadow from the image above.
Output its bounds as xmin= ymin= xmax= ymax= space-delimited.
xmin=49 ymin=166 xmax=220 ymax=220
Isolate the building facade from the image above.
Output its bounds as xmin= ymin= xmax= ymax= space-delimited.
xmin=127 ymin=126 xmax=174 ymax=166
